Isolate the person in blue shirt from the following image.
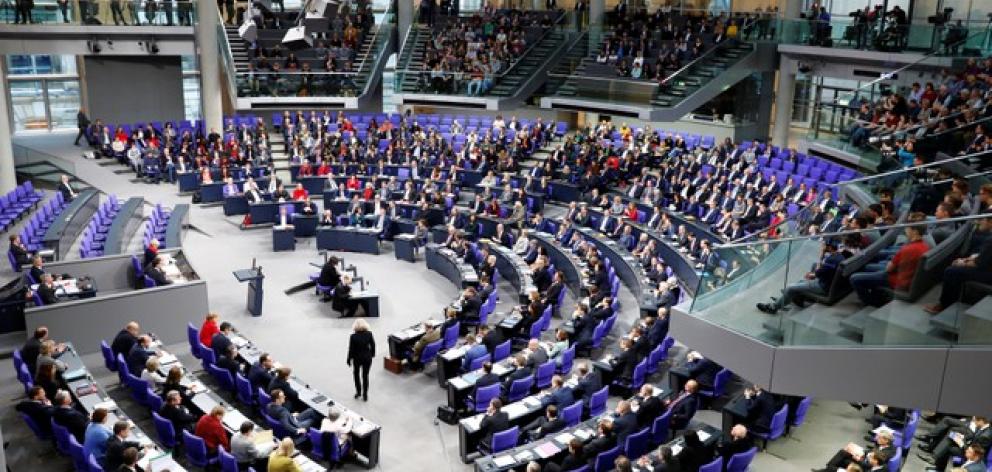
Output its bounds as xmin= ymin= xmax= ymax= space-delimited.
xmin=461 ymin=334 xmax=488 ymax=372
xmin=83 ymin=408 xmax=113 ymax=465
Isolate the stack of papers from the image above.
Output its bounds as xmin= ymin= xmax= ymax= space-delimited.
xmin=697 ymin=430 xmax=711 ymax=441
xmin=94 ymin=400 xmax=117 ymax=411
xmin=514 ymin=450 xmax=535 ymax=462
xmin=534 ymin=442 xmax=561 ymax=458
xmin=493 ymin=455 xmax=516 ymax=467
xmin=554 ymin=432 xmax=574 ymax=444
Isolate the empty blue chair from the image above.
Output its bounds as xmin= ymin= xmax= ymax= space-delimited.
xmin=182 ymin=430 xmax=220 ymax=468
xmin=442 ymin=322 xmax=460 ymax=350
xmin=88 ymin=453 xmax=105 ymax=472
xmin=507 ymin=376 xmax=534 ymax=402
xmin=186 ymin=323 xmax=202 ymax=359
xmin=588 ymin=386 xmax=608 ymax=417
xmin=645 ymin=344 xmax=665 ymax=376
xmin=52 ymin=420 xmax=72 ymax=455
xmin=235 ymin=373 xmax=255 ymax=407
xmin=146 ymin=387 xmax=164 ymax=412
xmin=99 ymin=340 xmax=117 ymax=372
xmin=699 ymin=368 xmax=731 ymax=400
xmin=624 ymin=428 xmax=650 ymax=459
xmin=469 ymin=383 xmax=501 ymax=413
xmin=556 ymin=346 xmax=575 ymax=375
xmin=68 ymin=435 xmax=88 ymax=471
xmin=593 ymin=445 xmax=621 ymax=472
xmin=790 ymin=396 xmax=812 ymax=431
xmin=727 ymin=446 xmax=758 ymax=472
xmin=468 ymin=353 xmax=491 ymax=372
xmin=651 ymin=409 xmax=672 ymax=444
xmin=200 ymin=347 xmax=216 ymax=371
xmin=753 ymin=404 xmax=788 ymax=449
xmin=481 ymin=426 xmax=519 ymax=455
xmin=257 ymin=387 xmax=272 ymax=412
xmin=699 ymin=456 xmax=723 ymax=472
xmin=562 ymin=401 xmax=583 ymax=427
xmin=493 ymin=340 xmax=511 ymax=362
xmin=887 ymin=447 xmax=902 ymax=471
xmin=419 ymin=339 xmax=443 ymax=368
xmin=151 ymin=411 xmax=178 ymax=449
xmin=208 ymin=364 xmax=236 ymax=392
xmin=534 ymin=361 xmax=554 ymax=390
xmin=219 ymin=446 xmax=239 ymax=472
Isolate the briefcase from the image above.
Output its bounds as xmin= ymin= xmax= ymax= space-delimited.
xmin=383 ymin=356 xmax=403 ymax=374
xmin=436 ymin=406 xmax=459 ymax=425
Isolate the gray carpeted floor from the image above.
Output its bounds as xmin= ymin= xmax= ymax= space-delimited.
xmin=0 ymin=132 xmax=935 ymax=472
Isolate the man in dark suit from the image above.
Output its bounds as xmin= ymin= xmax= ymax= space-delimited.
xmin=744 ymin=385 xmax=778 ymax=434
xmin=542 ymin=272 xmax=564 ymax=308
xmin=16 ymin=386 xmax=54 ymax=436
xmin=664 ymin=380 xmax=700 ymax=431
xmin=582 ymin=419 xmax=616 ymax=463
xmin=36 ymin=274 xmax=60 ymax=305
xmin=111 ymin=322 xmax=140 ymax=360
xmin=924 ymin=416 xmax=992 ymax=471
xmin=247 ymin=353 xmax=275 ymax=389
xmin=126 ymin=336 xmax=154 ymax=375
xmin=143 ymin=240 xmax=160 ymax=267
xmin=52 ymin=390 xmax=88 ymax=442
xmin=540 ymin=375 xmax=575 ymax=408
xmin=479 ymin=399 xmax=510 ymax=451
xmin=210 ymin=322 xmax=234 ymax=359
xmin=268 ymin=367 xmax=302 ymax=411
xmin=717 ymin=424 xmax=755 ymax=464
xmin=8 ymin=235 xmax=32 ymax=267
xmin=105 ymin=421 xmax=143 ymax=471
xmin=160 ymin=390 xmax=200 ymax=432
xmin=58 ymin=175 xmax=77 ymax=201
xmin=502 ymin=355 xmax=533 ymax=395
xmin=265 ymin=389 xmax=320 ymax=441
xmin=216 ymin=344 xmax=243 ymax=379
xmin=525 ymin=339 xmax=549 ymax=370
xmin=475 ymin=362 xmax=500 ymax=388
xmin=573 ymin=363 xmax=602 ymax=407
xmin=524 ymin=404 xmax=566 ymax=441
xmin=607 ymin=338 xmax=636 ymax=384
xmin=317 ymin=256 xmax=342 ymax=288
xmin=684 ymin=352 xmax=722 ymax=391
xmin=816 ymin=429 xmax=897 ymax=472
xmin=633 ymin=384 xmax=664 ymax=428
xmin=144 ymin=256 xmax=173 ymax=286
xmin=612 ymin=400 xmax=639 ymax=445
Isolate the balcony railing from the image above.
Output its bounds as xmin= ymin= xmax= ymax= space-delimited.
xmin=0 ymin=0 xmax=196 ymax=26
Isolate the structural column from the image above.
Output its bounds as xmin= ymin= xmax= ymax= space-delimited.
xmin=772 ymin=58 xmax=796 ymax=147
xmin=589 ymin=0 xmax=604 ymax=27
xmin=397 ymin=0 xmax=413 ymax=54
xmin=0 ymin=64 xmax=16 ymax=195
xmin=196 ymin=0 xmax=223 ymax=134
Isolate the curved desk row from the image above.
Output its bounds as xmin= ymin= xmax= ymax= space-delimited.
xmin=43 ymin=188 xmax=99 ymax=260
xmin=164 ymin=204 xmax=190 ymax=249
xmin=481 ymin=240 xmax=536 ymax=304
xmin=103 ymin=197 xmax=145 ymax=255
xmin=610 ymin=191 xmax=724 ymax=244
xmin=425 ymin=243 xmax=480 ymax=289
xmin=529 ymin=232 xmax=584 ymax=300
xmin=572 ymin=226 xmax=648 ymax=299
xmin=316 ymin=226 xmax=381 ymax=254
xmin=289 ymin=163 xmax=456 ymax=183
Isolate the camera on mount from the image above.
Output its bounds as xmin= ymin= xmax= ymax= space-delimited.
xmin=927 ymin=7 xmax=953 ymax=25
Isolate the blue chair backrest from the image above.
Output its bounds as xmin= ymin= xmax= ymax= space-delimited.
xmin=219 ymin=446 xmax=239 ymax=472
xmin=493 ymin=340 xmax=511 ymax=362
xmin=257 ymin=387 xmax=272 ymax=411
xmin=624 ymin=428 xmax=650 ymax=459
xmin=791 ymin=397 xmax=812 ymax=427
xmin=146 ymin=387 xmax=164 ymax=412
xmin=767 ymin=404 xmax=789 ymax=440
xmin=631 ymin=360 xmax=647 ymax=389
xmin=473 ymin=383 xmax=501 ymax=413
xmin=443 ymin=323 xmax=460 ymax=350
xmin=589 ymin=386 xmax=608 ymax=417
xmin=535 ymin=361 xmax=555 ymax=389
xmin=208 ymin=364 xmax=235 ymax=391
xmin=508 ymin=376 xmax=534 ymax=402
xmin=557 ymin=346 xmax=575 ymax=375
xmin=469 ymin=353 xmax=491 ymax=372
xmin=182 ymin=430 xmax=210 ymax=467
xmin=52 ymin=420 xmax=71 ymax=455
xmin=563 ymin=400 xmax=583 ymax=427
xmin=593 ymin=445 xmax=620 ymax=472
xmin=699 ymin=456 xmax=723 ymax=472
xmin=887 ymin=447 xmax=902 ymax=471
xmin=421 ymin=339 xmax=443 ymax=365
xmin=710 ymin=368 xmax=731 ymax=396
xmin=527 ymin=321 xmax=543 ymax=339
xmin=727 ymin=446 xmax=758 ymax=472
xmin=68 ymin=434 xmax=88 ymax=471
xmin=200 ymin=346 xmax=216 ymax=367
xmin=651 ymin=409 xmax=672 ymax=444
xmin=491 ymin=426 xmax=519 ymax=453
xmin=100 ymin=340 xmax=117 ymax=372
xmin=235 ymin=373 xmax=254 ymax=406
xmin=186 ymin=323 xmax=201 ymax=359
xmin=88 ymin=453 xmax=105 ymax=471
xmin=152 ymin=411 xmax=178 ymax=448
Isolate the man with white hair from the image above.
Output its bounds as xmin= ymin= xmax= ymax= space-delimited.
xmin=717 ymin=424 xmax=754 ymax=464
xmin=320 ymin=407 xmax=354 ymax=448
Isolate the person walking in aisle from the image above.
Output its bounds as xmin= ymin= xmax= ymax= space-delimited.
xmin=74 ymin=108 xmax=90 ymax=146
xmin=347 ymin=319 xmax=375 ymax=401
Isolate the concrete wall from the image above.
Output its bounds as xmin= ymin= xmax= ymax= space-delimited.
xmin=83 ymin=56 xmax=185 ymax=125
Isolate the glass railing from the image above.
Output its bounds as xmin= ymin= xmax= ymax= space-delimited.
xmin=394 ymin=10 xmax=568 ymax=97
xmin=778 ymin=17 xmax=991 ymax=54
xmin=0 ymin=0 xmax=196 ymax=26
xmin=217 ymin=13 xmax=237 ymax=100
xmin=690 ymin=212 xmax=992 ymax=347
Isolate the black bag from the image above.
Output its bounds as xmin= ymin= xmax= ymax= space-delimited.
xmin=191 ymin=191 xmax=202 ymax=203
xmin=436 ymin=406 xmax=459 ymax=425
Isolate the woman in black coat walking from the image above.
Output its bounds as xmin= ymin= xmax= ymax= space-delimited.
xmin=347 ymin=319 xmax=375 ymax=401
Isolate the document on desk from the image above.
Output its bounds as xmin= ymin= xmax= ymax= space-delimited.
xmin=492 ymin=455 xmax=516 ymax=468
xmin=523 ymin=396 xmax=542 ymax=409
xmin=514 ymin=450 xmax=535 ymax=462
xmin=493 ymin=363 xmax=511 ymax=376
xmin=449 ymin=377 xmax=470 ymax=390
xmin=670 ymin=444 xmax=683 ymax=455
xmin=554 ymin=432 xmax=574 ymax=445
xmin=574 ymin=428 xmax=593 ymax=440
xmin=696 ymin=430 xmax=711 ymax=442
xmin=157 ymin=353 xmax=178 ymax=366
xmin=94 ymin=400 xmax=117 ymax=411
xmin=505 ymin=402 xmax=528 ymax=417
xmin=535 ymin=441 xmax=561 ymax=459
xmin=232 ymin=336 xmax=250 ymax=349
xmin=463 ymin=415 xmax=483 ymax=431
xmin=254 ymin=429 xmax=274 ymax=445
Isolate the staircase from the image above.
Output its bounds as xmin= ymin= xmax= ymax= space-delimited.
xmin=650 ymin=40 xmax=756 ymax=116
xmin=541 ymin=32 xmax=592 ymax=98
xmin=488 ymin=30 xmax=567 ymax=98
xmin=397 ymin=26 xmax=429 ymax=94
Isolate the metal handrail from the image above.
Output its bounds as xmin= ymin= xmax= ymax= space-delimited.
xmin=715 ymin=211 xmax=992 ymax=249
xmin=215 ymin=7 xmax=238 ymax=100
xmin=359 ymin=22 xmax=393 ymax=97
xmin=931 ymin=169 xmax=992 ymax=185
xmin=659 ymin=39 xmax=734 ymax=87
xmin=836 ymin=149 xmax=992 ymax=185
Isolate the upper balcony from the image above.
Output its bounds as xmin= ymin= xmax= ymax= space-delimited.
xmin=672 ymin=156 xmax=992 ymax=415
xmin=0 ymin=0 xmax=194 ymax=54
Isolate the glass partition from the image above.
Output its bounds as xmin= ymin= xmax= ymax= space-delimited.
xmin=0 ymin=0 xmax=196 ymax=26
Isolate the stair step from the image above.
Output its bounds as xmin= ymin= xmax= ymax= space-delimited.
xmin=929 ymin=302 xmax=967 ymax=335
xmin=838 ymin=306 xmax=875 ymax=335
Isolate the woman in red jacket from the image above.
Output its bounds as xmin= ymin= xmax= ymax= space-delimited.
xmin=199 ymin=312 xmax=220 ymax=347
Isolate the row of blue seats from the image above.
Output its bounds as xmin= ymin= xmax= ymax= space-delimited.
xmin=1 ymin=181 xmax=45 ymax=233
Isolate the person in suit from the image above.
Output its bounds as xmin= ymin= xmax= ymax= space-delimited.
xmin=210 ymin=322 xmax=234 ymax=358
xmin=347 ymin=319 xmax=375 ymax=401
xmin=475 ymin=362 xmax=500 ymax=388
xmin=267 ymin=367 xmax=304 ymax=411
xmin=525 ymin=338 xmax=549 ymax=370
xmin=105 ymin=421 xmax=144 ymax=470
xmin=524 ymin=404 xmax=566 ymax=440
xmin=231 ymin=421 xmax=275 ymax=471
xmin=573 ymin=363 xmax=602 ymax=407
xmin=410 ymin=322 xmax=441 ymax=367
xmin=612 ymin=400 xmax=639 ymax=445
xmin=21 ymin=326 xmax=61 ymax=374
xmin=480 ymin=325 xmax=504 ymax=355
xmin=160 ymin=390 xmax=200 ymax=432
xmin=635 ymin=444 xmax=680 ymax=471
xmin=582 ymin=419 xmax=616 ymax=464
xmin=317 ymin=256 xmax=342 ymax=299
xmin=28 ymin=256 xmax=49 ymax=285
xmin=959 ymin=444 xmax=987 ymax=472
xmin=126 ymin=335 xmax=154 ymax=376
xmin=816 ymin=429 xmax=897 ymax=472
xmin=266 ymin=388 xmax=321 ymax=441
xmin=923 ymin=416 xmax=991 ymax=471
xmin=458 ymin=287 xmax=483 ymax=322
xmin=479 ymin=398 xmax=511 ymax=450
xmin=52 ymin=390 xmax=88 ymax=441
xmin=247 ymin=353 xmax=275 ymax=389
xmin=111 ymin=322 xmax=140 ymax=360
xmin=607 ymin=337 xmax=636 ymax=384
xmin=544 ymin=438 xmax=585 ymax=472
xmin=58 ymin=175 xmax=77 ymax=201
xmin=633 ymin=384 xmax=664 ymax=428
xmin=16 ymin=386 xmax=54 ymax=437
xmin=461 ymin=335 xmax=488 ymax=372
xmin=37 ymin=274 xmax=60 ymax=305
xmin=216 ymin=344 xmax=243 ymax=378
xmin=540 ymin=375 xmax=575 ymax=409
xmin=332 ymin=274 xmax=360 ymax=318
xmin=144 ymin=256 xmax=173 ymax=286
xmin=9 ymin=234 xmax=33 ymax=267
xmin=718 ymin=424 xmax=755 ymax=464
xmin=664 ymin=379 xmax=700 ymax=431
xmin=502 ymin=354 xmax=533 ymax=395
xmin=744 ymin=384 xmax=778 ymax=433
xmin=117 ymin=446 xmax=144 ymax=472
xmin=542 ymin=271 xmax=564 ymax=308
xmin=684 ymin=351 xmax=722 ymax=391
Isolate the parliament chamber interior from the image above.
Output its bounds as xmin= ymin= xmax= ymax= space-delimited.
xmin=0 ymin=0 xmax=991 ymax=471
